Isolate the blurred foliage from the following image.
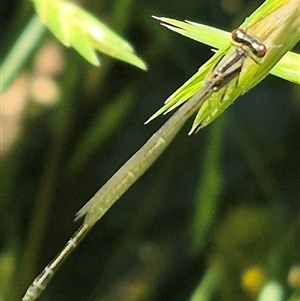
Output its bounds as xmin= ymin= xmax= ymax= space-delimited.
xmin=1 ymin=1 xmax=299 ymax=301
xmin=30 ymin=0 xmax=147 ymax=69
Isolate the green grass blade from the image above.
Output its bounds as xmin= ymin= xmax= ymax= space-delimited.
xmin=154 ymin=17 xmax=299 ymax=84
xmin=0 ymin=15 xmax=46 ymax=93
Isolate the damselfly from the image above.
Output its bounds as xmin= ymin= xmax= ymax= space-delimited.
xmin=22 ymin=29 xmax=267 ymax=301
xmin=190 ymin=27 xmax=267 ymax=132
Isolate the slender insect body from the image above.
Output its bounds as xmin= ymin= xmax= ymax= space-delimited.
xmin=21 ymin=77 xmax=217 ymax=301
xmin=22 ymin=224 xmax=90 ymax=301
xmin=22 ymin=28 xmax=267 ymax=301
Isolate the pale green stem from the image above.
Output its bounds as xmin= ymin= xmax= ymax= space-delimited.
xmin=1 ymin=15 xmax=45 ymax=93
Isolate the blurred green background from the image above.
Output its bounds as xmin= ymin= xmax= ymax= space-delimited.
xmin=1 ymin=0 xmax=299 ymax=301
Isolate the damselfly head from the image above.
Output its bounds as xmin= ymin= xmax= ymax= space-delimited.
xmin=231 ymin=28 xmax=267 ymax=58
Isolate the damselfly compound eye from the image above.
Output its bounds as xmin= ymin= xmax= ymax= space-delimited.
xmin=251 ymin=42 xmax=267 ymax=57
xmin=231 ymin=28 xmax=247 ymax=44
